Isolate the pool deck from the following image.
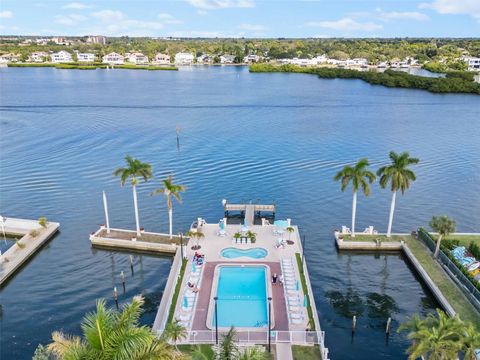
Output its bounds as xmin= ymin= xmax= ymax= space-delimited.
xmin=153 ymin=216 xmax=329 ymax=359
xmin=0 ymin=217 xmax=59 ymax=287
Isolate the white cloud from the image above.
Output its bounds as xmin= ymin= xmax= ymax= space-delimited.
xmin=379 ymin=11 xmax=429 ymax=21
xmin=238 ymin=23 xmax=265 ymax=31
xmin=62 ymin=2 xmax=93 ymax=10
xmin=419 ymin=0 xmax=480 ymax=20
xmin=54 ymin=13 xmax=87 ymax=26
xmin=186 ymin=0 xmax=254 ymax=10
xmin=157 ymin=13 xmax=183 ymax=24
xmin=0 ymin=10 xmax=13 ymax=19
xmin=305 ymin=18 xmax=382 ymax=32
xmin=92 ymin=10 xmax=125 ymax=22
xmin=90 ymin=10 xmax=164 ymax=36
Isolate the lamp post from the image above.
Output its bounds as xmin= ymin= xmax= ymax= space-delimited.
xmin=214 ymin=296 xmax=219 ymax=345
xmin=268 ymin=296 xmax=272 ymax=352
xmin=179 ymin=232 xmax=184 ymax=260
xmin=302 ymin=234 xmax=306 ymax=267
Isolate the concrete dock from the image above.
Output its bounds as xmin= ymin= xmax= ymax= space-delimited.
xmin=0 ymin=217 xmax=59 ymax=287
xmin=89 ymin=226 xmax=185 ymax=254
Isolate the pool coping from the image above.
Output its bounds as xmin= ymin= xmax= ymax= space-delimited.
xmin=205 ymin=263 xmax=275 ymax=330
xmin=220 ymin=247 xmax=269 ymax=260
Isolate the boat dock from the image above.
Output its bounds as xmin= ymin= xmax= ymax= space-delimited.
xmin=223 ymin=201 xmax=276 ymax=225
xmin=89 ymin=226 xmax=185 ymax=254
xmin=0 ymin=217 xmax=59 ymax=287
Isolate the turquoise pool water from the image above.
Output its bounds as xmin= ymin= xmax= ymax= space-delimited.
xmin=221 ymin=247 xmax=268 ymax=259
xmin=214 ymin=266 xmax=268 ymax=328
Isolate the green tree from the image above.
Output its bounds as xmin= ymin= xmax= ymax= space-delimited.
xmin=334 ymin=158 xmax=376 ymax=237
xmin=220 ymin=327 xmax=238 ymax=360
xmin=163 ymin=319 xmax=187 ymax=351
xmin=48 ymin=296 xmax=177 ymax=359
xmin=429 ymin=216 xmax=456 ymax=258
xmin=113 ymin=155 xmax=153 ymax=236
xmin=377 ymin=151 xmax=419 ymax=237
xmin=151 ymin=175 xmax=186 ymax=239
xmin=462 ymin=324 xmax=480 ymax=360
xmin=186 ymin=230 xmax=205 ymax=250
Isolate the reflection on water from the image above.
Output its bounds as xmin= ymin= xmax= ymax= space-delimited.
xmin=0 ymin=66 xmax=478 ymax=359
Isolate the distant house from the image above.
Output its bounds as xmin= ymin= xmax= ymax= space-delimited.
xmin=51 ymin=37 xmax=70 ymax=45
xmin=220 ymin=54 xmax=235 ymax=64
xmin=351 ymin=58 xmax=368 ymax=66
xmin=463 ymin=56 xmax=480 ymax=71
xmin=86 ymin=35 xmax=107 ymax=45
xmin=29 ymin=51 xmax=49 ymax=62
xmin=102 ymin=52 xmax=125 ymax=65
xmin=127 ymin=52 xmax=149 ymax=65
xmin=197 ymin=54 xmax=212 ymax=64
xmin=175 ymin=52 xmax=194 ymax=65
xmin=77 ymin=53 xmax=95 ymax=62
xmin=153 ymin=53 xmax=170 ymax=65
xmin=243 ymin=54 xmax=261 ymax=63
xmin=50 ymin=51 xmax=73 ymax=63
xmin=0 ymin=53 xmax=20 ymax=63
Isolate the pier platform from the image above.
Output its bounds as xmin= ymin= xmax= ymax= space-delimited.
xmin=89 ymin=226 xmax=185 ymax=254
xmin=0 ymin=217 xmax=59 ymax=287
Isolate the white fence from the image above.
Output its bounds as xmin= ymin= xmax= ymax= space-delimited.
xmin=152 ymin=248 xmax=183 ymax=331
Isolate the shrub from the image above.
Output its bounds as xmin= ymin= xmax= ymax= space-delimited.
xmin=440 ymin=239 xmax=460 ymax=251
xmin=38 ymin=217 xmax=47 ymax=228
xmin=29 ymin=229 xmax=40 ymax=237
xmin=468 ymin=242 xmax=480 ymax=259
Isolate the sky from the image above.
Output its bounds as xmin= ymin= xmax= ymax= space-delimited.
xmin=0 ymin=0 xmax=479 ymax=38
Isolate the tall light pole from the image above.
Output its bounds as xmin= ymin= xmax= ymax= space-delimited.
xmin=268 ymin=296 xmax=272 ymax=352
xmin=214 ymin=296 xmax=219 ymax=345
xmin=179 ymin=232 xmax=184 ymax=260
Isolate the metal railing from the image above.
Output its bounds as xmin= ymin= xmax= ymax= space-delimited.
xmin=417 ymin=229 xmax=480 ymax=312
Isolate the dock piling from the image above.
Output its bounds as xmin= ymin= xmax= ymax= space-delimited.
xmin=120 ymin=271 xmax=125 ymax=293
xmin=114 ymin=287 xmax=119 ymax=309
xmin=386 ymin=317 xmax=391 ymax=334
xmin=102 ymin=191 xmax=110 ymax=234
xmin=352 ymin=315 xmax=357 ymax=333
xmin=130 ymin=255 xmax=134 ymax=275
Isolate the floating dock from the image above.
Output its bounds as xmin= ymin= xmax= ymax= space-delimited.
xmin=0 ymin=217 xmax=59 ymax=287
xmin=223 ymin=201 xmax=275 ymax=225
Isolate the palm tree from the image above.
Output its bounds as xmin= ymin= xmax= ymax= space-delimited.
xmin=286 ymin=226 xmax=294 ymax=241
xmin=400 ymin=309 xmax=463 ymax=360
xmin=220 ymin=327 xmax=238 ymax=360
xmin=461 ymin=324 xmax=480 ymax=360
xmin=48 ymin=295 xmax=177 ymax=360
xmin=334 ymin=158 xmax=376 ymax=237
xmin=186 ymin=230 xmax=204 ymax=250
xmin=430 ymin=215 xmax=456 ymax=258
xmin=377 ymin=151 xmax=419 ymax=238
xmin=163 ymin=319 xmax=187 ymax=351
xmin=113 ymin=155 xmax=153 ymax=237
xmin=151 ymin=175 xmax=186 ymax=239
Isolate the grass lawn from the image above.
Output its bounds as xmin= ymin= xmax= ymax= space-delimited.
xmin=167 ymin=258 xmax=188 ymax=324
xmin=295 ymin=253 xmax=316 ymax=330
xmin=402 ymin=235 xmax=480 ymax=327
xmin=341 ymin=234 xmax=407 ymax=242
xmin=178 ymin=344 xmax=214 ymax=359
xmin=291 ymin=345 xmax=321 ymax=360
xmin=433 ymin=234 xmax=480 ymax=247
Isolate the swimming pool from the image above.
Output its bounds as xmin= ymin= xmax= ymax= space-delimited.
xmin=212 ymin=266 xmax=269 ymax=328
xmin=220 ymin=247 xmax=268 ymax=259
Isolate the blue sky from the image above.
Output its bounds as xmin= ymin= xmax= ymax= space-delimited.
xmin=0 ymin=0 xmax=479 ymax=37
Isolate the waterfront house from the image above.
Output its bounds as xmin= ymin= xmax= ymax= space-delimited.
xmin=197 ymin=54 xmax=213 ymax=64
xmin=243 ymin=54 xmax=261 ymax=63
xmin=352 ymin=58 xmax=368 ymax=66
xmin=77 ymin=53 xmax=95 ymax=62
xmin=102 ymin=52 xmax=125 ymax=65
xmin=153 ymin=53 xmax=170 ymax=65
xmin=127 ymin=52 xmax=149 ymax=65
xmin=29 ymin=51 xmax=49 ymax=62
xmin=463 ymin=56 xmax=480 ymax=71
xmin=220 ymin=54 xmax=235 ymax=64
xmin=0 ymin=53 xmax=20 ymax=63
xmin=51 ymin=51 xmax=73 ymax=63
xmin=175 ymin=52 xmax=194 ymax=65
xmin=86 ymin=35 xmax=107 ymax=45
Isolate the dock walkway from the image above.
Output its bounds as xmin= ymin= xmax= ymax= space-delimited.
xmin=0 ymin=217 xmax=59 ymax=286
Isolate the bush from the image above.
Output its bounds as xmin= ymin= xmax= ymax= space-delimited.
xmin=29 ymin=229 xmax=40 ymax=237
xmin=38 ymin=217 xmax=48 ymax=228
xmin=32 ymin=344 xmax=54 ymax=360
xmin=440 ymin=239 xmax=460 ymax=251
xmin=249 ymin=64 xmax=480 ymax=95
xmin=468 ymin=242 xmax=480 ymax=259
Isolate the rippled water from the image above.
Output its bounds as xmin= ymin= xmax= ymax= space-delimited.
xmin=0 ymin=66 xmax=479 ymax=359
